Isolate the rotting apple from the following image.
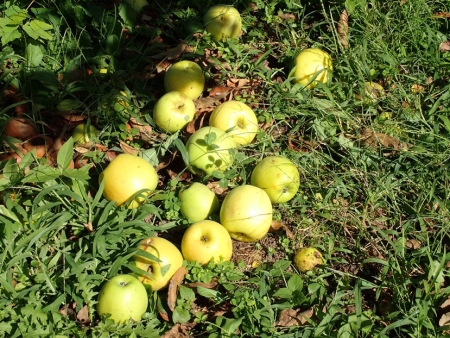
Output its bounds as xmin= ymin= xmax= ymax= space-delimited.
xmin=186 ymin=126 xmax=237 ymax=175
xmin=293 ymin=48 xmax=333 ymax=89
xmin=250 ymin=156 xmax=300 ymax=204
xmin=97 ymin=274 xmax=148 ymax=323
xmin=99 ymin=153 xmax=158 ymax=209
xmin=179 ymin=182 xmax=220 ymax=222
xmin=209 ymin=100 xmax=258 ymax=146
xmin=133 ymin=237 xmax=184 ymax=291
xmin=164 ymin=60 xmax=205 ymax=100
xmin=293 ymin=247 xmax=323 ymax=272
xmin=72 ymin=123 xmax=100 ymax=146
xmin=220 ymin=185 xmax=273 ymax=242
xmin=203 ymin=5 xmax=242 ymax=41
xmin=181 ymin=220 xmax=233 ymax=264
xmin=153 ymin=91 xmax=196 ymax=133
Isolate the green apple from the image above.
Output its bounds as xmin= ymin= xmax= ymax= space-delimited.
xmin=179 ymin=182 xmax=220 ymax=222
xmin=153 ymin=91 xmax=196 ymax=133
xmin=293 ymin=48 xmax=333 ymax=89
xmin=97 ymin=274 xmax=148 ymax=323
xmin=209 ymin=100 xmax=258 ymax=146
xmin=181 ymin=220 xmax=233 ymax=264
xmin=293 ymin=247 xmax=323 ymax=272
xmin=203 ymin=5 xmax=242 ymax=41
xmin=133 ymin=237 xmax=184 ymax=291
xmin=250 ymin=156 xmax=300 ymax=204
xmin=164 ymin=61 xmax=205 ymax=100
xmin=72 ymin=123 xmax=100 ymax=146
xmin=220 ymin=185 xmax=273 ymax=242
xmin=186 ymin=126 xmax=237 ymax=175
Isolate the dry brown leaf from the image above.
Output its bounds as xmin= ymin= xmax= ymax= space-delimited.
xmin=119 ymin=140 xmax=140 ymax=155
xmin=185 ymin=279 xmax=219 ymax=290
xmin=206 ymin=181 xmax=228 ymax=196
xmin=161 ymin=323 xmax=196 ymax=338
xmin=209 ymin=86 xmax=233 ymax=99
xmin=76 ymin=305 xmax=90 ymax=325
xmin=440 ymin=312 xmax=450 ymax=327
xmin=167 ymin=266 xmax=188 ymax=312
xmin=156 ymin=150 xmax=178 ymax=172
xmin=411 ymin=84 xmax=425 ymax=93
xmin=360 ymin=128 xmax=408 ymax=153
xmin=277 ymin=307 xmax=314 ymax=327
xmin=129 ymin=117 xmax=153 ymax=141
xmin=440 ymin=41 xmax=450 ymax=52
xmin=337 ymin=9 xmax=349 ymax=48
xmin=278 ymin=12 xmax=297 ymax=21
xmin=269 ymin=220 xmax=285 ymax=231
xmin=62 ymin=113 xmax=87 ymax=123
xmin=226 ymin=78 xmax=250 ymax=88
xmin=405 ymin=239 xmax=421 ymax=249
xmin=432 ymin=12 xmax=450 ymax=19
xmin=151 ymin=43 xmax=194 ymax=60
xmin=441 ymin=297 xmax=450 ymax=310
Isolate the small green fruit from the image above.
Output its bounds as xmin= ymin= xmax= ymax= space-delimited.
xmin=293 ymin=247 xmax=323 ymax=272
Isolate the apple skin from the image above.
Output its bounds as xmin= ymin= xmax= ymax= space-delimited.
xmin=250 ymin=156 xmax=300 ymax=204
xmin=220 ymin=185 xmax=273 ymax=242
xmin=97 ymin=274 xmax=148 ymax=323
xmin=153 ymin=91 xmax=196 ymax=133
xmin=181 ymin=220 xmax=233 ymax=264
xmin=99 ymin=154 xmax=158 ymax=209
xmin=293 ymin=247 xmax=323 ymax=272
xmin=293 ymin=48 xmax=333 ymax=89
xmin=133 ymin=237 xmax=184 ymax=291
xmin=179 ymin=182 xmax=220 ymax=222
xmin=186 ymin=126 xmax=237 ymax=175
xmin=164 ymin=61 xmax=205 ymax=100
xmin=209 ymin=100 xmax=258 ymax=146
xmin=72 ymin=123 xmax=100 ymax=146
xmin=203 ymin=5 xmax=242 ymax=41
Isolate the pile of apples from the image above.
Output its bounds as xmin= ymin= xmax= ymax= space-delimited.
xmin=96 ymin=5 xmax=332 ymax=324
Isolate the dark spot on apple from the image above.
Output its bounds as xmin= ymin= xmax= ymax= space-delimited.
xmin=120 ymin=281 xmax=127 ymax=286
xmin=201 ymin=235 xmax=208 ymax=242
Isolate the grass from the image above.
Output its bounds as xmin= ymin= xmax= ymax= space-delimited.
xmin=1 ymin=0 xmax=450 ymax=336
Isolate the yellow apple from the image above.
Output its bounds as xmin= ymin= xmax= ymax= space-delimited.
xmin=293 ymin=247 xmax=323 ymax=272
xmin=133 ymin=237 xmax=184 ymax=291
xmin=181 ymin=220 xmax=233 ymax=264
xmin=186 ymin=126 xmax=237 ymax=175
xmin=220 ymin=185 xmax=273 ymax=242
xmin=99 ymin=153 xmax=158 ymax=209
xmin=209 ymin=100 xmax=258 ymax=146
xmin=164 ymin=61 xmax=205 ymax=100
xmin=179 ymin=182 xmax=220 ymax=222
xmin=97 ymin=274 xmax=148 ymax=323
xmin=250 ymin=156 xmax=300 ymax=203
xmin=153 ymin=91 xmax=196 ymax=133
xmin=72 ymin=123 xmax=100 ymax=146
xmin=203 ymin=5 xmax=242 ymax=41
xmin=293 ymin=48 xmax=333 ymax=89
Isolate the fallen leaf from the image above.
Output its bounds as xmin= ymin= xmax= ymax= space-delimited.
xmin=119 ymin=140 xmax=140 ymax=155
xmin=276 ymin=307 xmax=314 ymax=327
xmin=440 ymin=41 xmax=450 ymax=52
xmin=226 ymin=78 xmax=250 ymax=88
xmin=441 ymin=297 xmax=450 ymax=310
xmin=150 ymin=42 xmax=194 ymax=60
xmin=432 ymin=12 xmax=450 ymax=19
xmin=269 ymin=220 xmax=285 ymax=231
xmin=278 ymin=12 xmax=297 ymax=21
xmin=167 ymin=266 xmax=188 ymax=312
xmin=76 ymin=305 xmax=90 ymax=325
xmin=185 ymin=279 xmax=219 ymax=290
xmin=206 ymin=181 xmax=228 ymax=196
xmin=411 ymin=84 xmax=425 ymax=93
xmin=161 ymin=323 xmax=196 ymax=338
xmin=405 ymin=239 xmax=421 ymax=249
xmin=129 ymin=117 xmax=153 ymax=141
xmin=360 ymin=128 xmax=409 ymax=153
xmin=209 ymin=86 xmax=232 ymax=98
xmin=440 ymin=312 xmax=450 ymax=327
xmin=156 ymin=150 xmax=178 ymax=172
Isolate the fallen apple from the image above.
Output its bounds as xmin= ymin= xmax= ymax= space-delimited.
xmin=179 ymin=182 xmax=220 ymax=222
xmin=293 ymin=48 xmax=333 ymax=89
xmin=203 ymin=5 xmax=242 ymax=41
xmin=186 ymin=126 xmax=237 ymax=175
xmin=99 ymin=153 xmax=158 ymax=209
xmin=359 ymin=81 xmax=385 ymax=104
xmin=133 ymin=237 xmax=184 ymax=291
xmin=250 ymin=156 xmax=300 ymax=204
xmin=220 ymin=185 xmax=273 ymax=242
xmin=153 ymin=91 xmax=196 ymax=133
xmin=72 ymin=123 xmax=100 ymax=146
xmin=181 ymin=220 xmax=233 ymax=264
xmin=97 ymin=274 xmax=148 ymax=323
xmin=293 ymin=247 xmax=323 ymax=272
xmin=209 ymin=100 xmax=258 ymax=146
xmin=164 ymin=60 xmax=205 ymax=100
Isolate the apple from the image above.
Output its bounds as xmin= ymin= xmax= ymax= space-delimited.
xmin=220 ymin=185 xmax=272 ymax=242
xmin=293 ymin=48 xmax=333 ymax=89
xmin=250 ymin=156 xmax=300 ymax=204
xmin=99 ymin=153 xmax=158 ymax=209
xmin=133 ymin=237 xmax=184 ymax=291
xmin=361 ymin=81 xmax=385 ymax=104
xmin=153 ymin=91 xmax=196 ymax=133
xmin=164 ymin=61 xmax=205 ymax=100
xmin=97 ymin=274 xmax=148 ymax=323
xmin=181 ymin=220 xmax=233 ymax=264
xmin=203 ymin=5 xmax=242 ymax=41
xmin=72 ymin=123 xmax=100 ymax=146
xmin=186 ymin=126 xmax=237 ymax=175
xmin=179 ymin=182 xmax=220 ymax=222
xmin=209 ymin=100 xmax=258 ymax=146
xmin=293 ymin=247 xmax=323 ymax=272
